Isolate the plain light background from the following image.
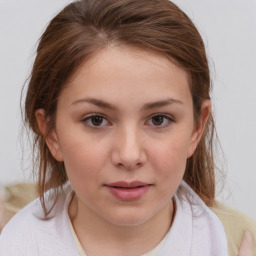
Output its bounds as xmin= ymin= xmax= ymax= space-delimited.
xmin=0 ymin=0 xmax=255 ymax=219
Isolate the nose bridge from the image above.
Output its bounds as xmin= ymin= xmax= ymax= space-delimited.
xmin=113 ymin=122 xmax=145 ymax=169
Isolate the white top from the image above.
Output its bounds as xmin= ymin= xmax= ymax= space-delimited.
xmin=0 ymin=181 xmax=229 ymax=256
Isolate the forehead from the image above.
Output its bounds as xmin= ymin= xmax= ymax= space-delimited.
xmin=60 ymin=45 xmax=192 ymax=108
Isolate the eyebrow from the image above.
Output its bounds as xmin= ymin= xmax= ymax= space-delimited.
xmin=72 ymin=97 xmax=183 ymax=110
xmin=72 ymin=98 xmax=116 ymax=110
xmin=142 ymin=98 xmax=183 ymax=110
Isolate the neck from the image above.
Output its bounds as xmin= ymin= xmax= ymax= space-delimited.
xmin=69 ymin=194 xmax=175 ymax=256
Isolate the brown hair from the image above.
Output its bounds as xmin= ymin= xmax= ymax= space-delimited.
xmin=25 ymin=0 xmax=217 ymax=215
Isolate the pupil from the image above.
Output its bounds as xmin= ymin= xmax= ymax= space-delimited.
xmin=92 ymin=116 xmax=103 ymax=126
xmin=152 ymin=116 xmax=163 ymax=125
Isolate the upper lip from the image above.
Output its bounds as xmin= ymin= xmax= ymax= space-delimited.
xmin=105 ymin=181 xmax=151 ymax=188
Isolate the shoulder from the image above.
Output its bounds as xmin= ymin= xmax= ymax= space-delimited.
xmin=211 ymin=201 xmax=256 ymax=256
xmin=0 ymin=198 xmax=44 ymax=255
xmin=0 ymin=186 xmax=76 ymax=256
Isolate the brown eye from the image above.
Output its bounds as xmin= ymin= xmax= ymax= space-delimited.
xmin=91 ymin=116 xmax=104 ymax=126
xmin=82 ymin=114 xmax=109 ymax=127
xmin=146 ymin=114 xmax=173 ymax=128
xmin=152 ymin=116 xmax=164 ymax=126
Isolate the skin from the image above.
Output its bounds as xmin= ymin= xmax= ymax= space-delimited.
xmin=36 ymin=45 xmax=211 ymax=256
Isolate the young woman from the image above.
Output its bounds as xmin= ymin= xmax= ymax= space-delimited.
xmin=0 ymin=0 xmax=255 ymax=255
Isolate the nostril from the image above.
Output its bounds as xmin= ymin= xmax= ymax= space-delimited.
xmin=116 ymin=162 xmax=143 ymax=170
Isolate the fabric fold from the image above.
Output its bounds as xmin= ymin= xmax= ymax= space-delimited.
xmin=156 ymin=181 xmax=229 ymax=256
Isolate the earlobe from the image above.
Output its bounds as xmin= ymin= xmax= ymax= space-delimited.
xmin=35 ymin=109 xmax=64 ymax=162
xmin=187 ymin=100 xmax=211 ymax=158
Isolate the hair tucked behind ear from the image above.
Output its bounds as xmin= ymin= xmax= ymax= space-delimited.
xmin=24 ymin=0 xmax=219 ymax=216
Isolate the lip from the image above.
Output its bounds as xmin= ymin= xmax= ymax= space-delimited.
xmin=104 ymin=181 xmax=152 ymax=201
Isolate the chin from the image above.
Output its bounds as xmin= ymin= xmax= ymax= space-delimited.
xmin=103 ymin=208 xmax=154 ymax=227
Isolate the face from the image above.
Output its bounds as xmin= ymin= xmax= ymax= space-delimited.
xmin=37 ymin=46 xmax=209 ymax=227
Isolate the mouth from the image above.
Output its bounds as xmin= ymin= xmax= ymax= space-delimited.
xmin=104 ymin=181 xmax=152 ymax=201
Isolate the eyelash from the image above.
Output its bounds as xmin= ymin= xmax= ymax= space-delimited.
xmin=81 ymin=113 xmax=174 ymax=128
xmin=81 ymin=114 xmax=110 ymax=128
xmin=146 ymin=114 xmax=174 ymax=128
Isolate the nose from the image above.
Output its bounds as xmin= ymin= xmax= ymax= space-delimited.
xmin=111 ymin=125 xmax=146 ymax=170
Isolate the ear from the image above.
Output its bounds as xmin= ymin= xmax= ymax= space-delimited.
xmin=187 ymin=100 xmax=211 ymax=158
xmin=35 ymin=109 xmax=64 ymax=162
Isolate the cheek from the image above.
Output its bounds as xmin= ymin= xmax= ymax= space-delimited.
xmin=150 ymin=133 xmax=191 ymax=180
xmin=59 ymin=136 xmax=108 ymax=185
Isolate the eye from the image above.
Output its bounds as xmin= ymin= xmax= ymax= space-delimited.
xmin=146 ymin=114 xmax=174 ymax=127
xmin=82 ymin=114 xmax=110 ymax=127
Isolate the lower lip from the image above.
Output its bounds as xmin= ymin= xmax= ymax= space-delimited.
xmin=106 ymin=185 xmax=151 ymax=201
